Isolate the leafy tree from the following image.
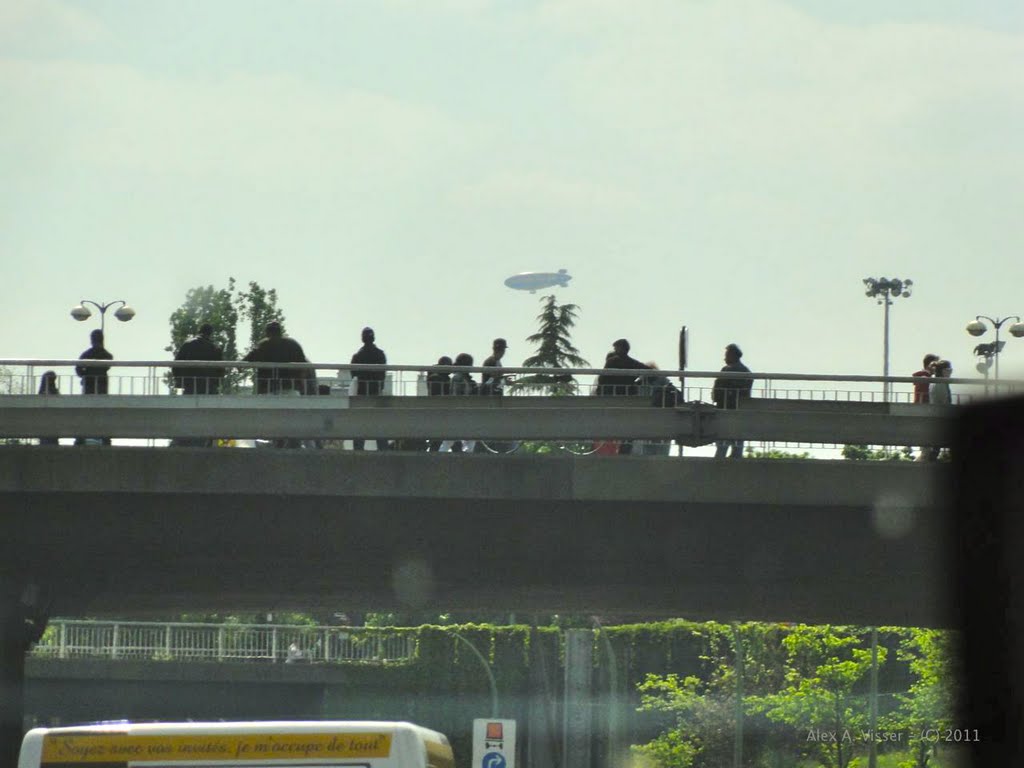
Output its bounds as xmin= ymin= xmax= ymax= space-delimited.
xmin=167 ymin=279 xmax=287 ymax=391
xmin=630 ymin=623 xmax=793 ymax=768
xmin=747 ymin=625 xmax=885 ymax=768
xmin=632 ymin=675 xmax=703 ymax=767
xmin=512 ymin=294 xmax=589 ymax=395
xmin=236 ymin=281 xmax=286 ymax=352
xmin=890 ymin=629 xmax=960 ymax=768
xmin=166 ymin=280 xmax=241 ymax=390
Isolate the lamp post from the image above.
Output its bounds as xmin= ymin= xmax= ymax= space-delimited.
xmin=863 ymin=277 xmax=913 ymax=402
xmin=70 ymin=300 xmax=136 ymax=332
xmin=966 ymin=315 xmax=1023 ymax=385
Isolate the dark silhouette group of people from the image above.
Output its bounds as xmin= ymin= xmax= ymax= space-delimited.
xmin=47 ymin=323 xmax=757 ymax=457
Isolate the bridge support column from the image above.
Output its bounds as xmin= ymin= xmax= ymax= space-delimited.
xmin=526 ymin=627 xmax=558 ymax=768
xmin=562 ymin=629 xmax=593 ymax=768
xmin=0 ymin=583 xmax=49 ymax=768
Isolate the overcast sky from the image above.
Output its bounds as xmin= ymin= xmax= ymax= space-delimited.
xmin=3 ymin=0 xmax=1022 ymax=389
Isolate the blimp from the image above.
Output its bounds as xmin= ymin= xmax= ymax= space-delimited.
xmin=504 ymin=269 xmax=572 ymax=293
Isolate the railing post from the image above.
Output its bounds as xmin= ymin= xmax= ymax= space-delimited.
xmin=323 ymin=629 xmax=330 ymax=662
xmin=165 ymin=625 xmax=172 ymax=659
xmin=218 ymin=626 xmax=225 ymax=661
xmin=111 ymin=623 xmax=120 ymax=660
xmin=271 ymin=627 xmax=278 ymax=662
xmin=59 ymin=621 xmax=67 ymax=660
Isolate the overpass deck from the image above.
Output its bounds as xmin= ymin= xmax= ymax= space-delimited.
xmin=1 ymin=447 xmax=950 ymax=627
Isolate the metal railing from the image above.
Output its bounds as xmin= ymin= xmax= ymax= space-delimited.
xmin=2 ymin=359 xmax=1017 ymax=402
xmin=30 ymin=619 xmax=417 ymax=665
xmin=2 ymin=360 xmax=1016 ymax=456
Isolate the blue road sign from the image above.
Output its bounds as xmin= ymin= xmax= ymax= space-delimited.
xmin=482 ymin=751 xmax=507 ymax=768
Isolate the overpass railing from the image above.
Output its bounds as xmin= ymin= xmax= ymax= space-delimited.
xmin=1 ymin=359 xmax=1014 ymax=403
xmin=30 ymin=619 xmax=417 ymax=665
xmin=2 ymin=360 xmax=1018 ymax=455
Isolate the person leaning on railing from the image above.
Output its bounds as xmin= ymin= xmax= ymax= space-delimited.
xmin=172 ymin=323 xmax=225 ymax=396
xmin=425 ymin=356 xmax=453 ymax=452
xmin=439 ymin=353 xmax=478 ymax=453
xmin=243 ymin=321 xmax=309 ymax=395
xmin=594 ymin=338 xmax=647 ymax=396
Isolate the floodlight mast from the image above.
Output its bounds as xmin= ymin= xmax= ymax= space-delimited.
xmin=862 ymin=277 xmax=913 ymax=402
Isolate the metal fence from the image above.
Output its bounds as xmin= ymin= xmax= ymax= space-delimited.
xmin=3 ymin=359 xmax=1018 ymax=402
xmin=30 ymin=619 xmax=417 ymax=665
xmin=4 ymin=360 xmax=1018 ymax=456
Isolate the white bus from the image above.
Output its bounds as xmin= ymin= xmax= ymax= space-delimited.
xmin=19 ymin=720 xmax=454 ymax=768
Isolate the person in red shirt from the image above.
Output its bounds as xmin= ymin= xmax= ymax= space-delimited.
xmin=913 ymin=353 xmax=939 ymax=403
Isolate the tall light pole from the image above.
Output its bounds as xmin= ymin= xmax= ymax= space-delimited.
xmin=966 ymin=315 xmax=1023 ymax=384
xmin=863 ymin=277 xmax=913 ymax=402
xmin=70 ymin=299 xmax=136 ymax=332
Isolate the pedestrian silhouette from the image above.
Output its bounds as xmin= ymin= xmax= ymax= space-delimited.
xmin=37 ymin=371 xmax=60 ymax=446
xmin=75 ymin=329 xmax=113 ymax=445
xmin=243 ymin=321 xmax=309 ymax=395
xmin=172 ymin=323 xmax=225 ymax=395
xmin=711 ymin=343 xmax=752 ymax=459
xmin=351 ymin=327 xmax=389 ymax=451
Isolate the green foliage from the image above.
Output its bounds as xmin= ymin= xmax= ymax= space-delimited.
xmin=166 ymin=279 xmax=287 ymax=391
xmin=39 ymin=615 xmax=958 ymax=768
xmin=513 ymin=294 xmax=589 ymax=395
xmin=747 ymin=626 xmax=886 ymax=768
xmin=236 ymin=281 xmax=286 ymax=352
xmin=746 ymin=448 xmax=813 ymax=459
xmin=166 ymin=281 xmax=241 ymax=391
xmin=622 ymin=622 xmax=792 ymax=768
xmin=842 ymin=445 xmax=914 ymax=461
xmin=889 ymin=629 xmax=960 ymax=768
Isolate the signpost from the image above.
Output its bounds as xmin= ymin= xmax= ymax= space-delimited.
xmin=472 ymin=719 xmax=516 ymax=768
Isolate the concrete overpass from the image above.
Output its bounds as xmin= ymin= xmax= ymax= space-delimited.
xmin=0 ymin=444 xmax=951 ymax=625
xmin=0 ymin=388 xmax=959 ymax=765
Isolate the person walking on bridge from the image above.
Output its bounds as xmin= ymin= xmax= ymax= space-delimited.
xmin=350 ymin=326 xmax=389 ymax=451
xmin=712 ymin=343 xmax=752 ymax=459
xmin=481 ymin=337 xmax=509 ymax=396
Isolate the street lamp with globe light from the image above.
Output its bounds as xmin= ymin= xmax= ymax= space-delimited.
xmin=966 ymin=315 xmax=1023 ymax=384
xmin=863 ymin=277 xmax=913 ymax=402
xmin=70 ymin=300 xmax=136 ymax=332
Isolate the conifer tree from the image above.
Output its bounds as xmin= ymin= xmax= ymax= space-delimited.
xmin=513 ymin=295 xmax=589 ymax=395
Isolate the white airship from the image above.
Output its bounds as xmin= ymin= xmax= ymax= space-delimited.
xmin=504 ymin=269 xmax=572 ymax=293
